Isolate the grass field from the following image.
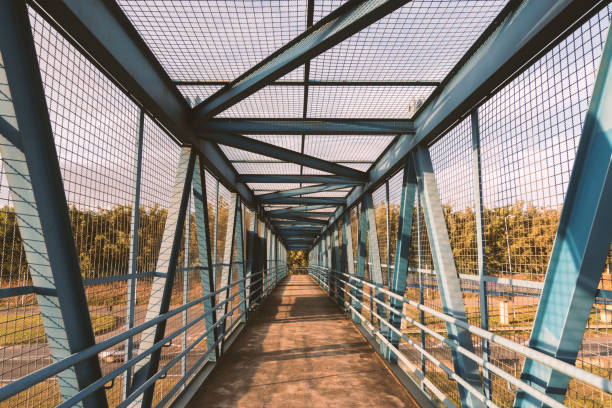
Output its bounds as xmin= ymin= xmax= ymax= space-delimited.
xmin=0 ymin=313 xmax=119 ymax=346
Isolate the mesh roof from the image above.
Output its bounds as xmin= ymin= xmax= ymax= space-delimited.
xmin=115 ymin=0 xmax=511 ymax=219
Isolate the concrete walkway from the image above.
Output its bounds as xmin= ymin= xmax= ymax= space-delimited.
xmin=187 ymin=275 xmax=420 ymax=407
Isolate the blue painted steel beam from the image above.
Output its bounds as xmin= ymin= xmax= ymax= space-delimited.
xmin=268 ymin=205 xmax=338 ymax=215
xmin=175 ymin=80 xmax=441 ymax=87
xmin=269 ymin=211 xmax=334 ymax=218
xmin=192 ymin=155 xmax=218 ymax=362
xmin=262 ymin=197 xmax=346 ymax=205
xmin=239 ymin=174 xmax=363 ymax=184
xmin=413 ymin=145 xmax=484 ymax=407
xmin=0 ymin=3 xmax=107 ymax=406
xmin=201 ymin=118 xmax=415 ymax=135
xmin=385 ymin=156 xmax=417 ymax=363
xmin=271 ymin=215 xmax=328 ymax=225
xmin=192 ymin=0 xmax=412 ymax=119
xmin=514 ymin=22 xmax=612 ymax=408
xmin=258 ymin=183 xmax=357 ymax=200
xmin=313 ymin=0 xmax=608 ymax=248
xmin=200 ymin=131 xmax=366 ymax=179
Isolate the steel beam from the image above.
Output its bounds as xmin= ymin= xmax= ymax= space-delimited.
xmin=217 ymin=193 xmax=239 ymax=340
xmin=343 ymin=211 xmax=355 ymax=276
xmin=258 ymin=184 xmax=357 ymax=200
xmin=201 ymin=118 xmax=415 ymax=135
xmin=239 ymin=174 xmax=363 ymax=184
xmin=413 ymin=145 xmax=484 ymax=407
xmin=271 ymin=215 xmax=328 ymax=225
xmin=200 ymin=131 xmax=366 ymax=179
xmin=514 ymin=23 xmax=612 ymax=408
xmin=124 ymin=110 xmax=144 ymax=399
xmin=262 ymin=197 xmax=346 ymax=205
xmin=0 ymin=4 xmax=107 ymax=406
xmin=267 ymin=205 xmax=338 ymax=214
xmin=269 ymin=211 xmax=334 ymax=218
xmin=31 ymin=0 xmax=256 ymax=209
xmin=176 ymin=80 xmax=441 ymax=87
xmin=385 ymin=156 xmax=417 ymax=363
xmin=192 ymin=0 xmax=411 ymax=119
xmin=131 ymin=148 xmax=195 ymax=408
xmin=316 ymin=0 xmax=608 ymax=244
xmin=471 ymin=110 xmax=491 ymax=398
xmin=192 ymin=155 xmax=218 ymax=362
xmin=352 ymin=201 xmax=367 ymax=323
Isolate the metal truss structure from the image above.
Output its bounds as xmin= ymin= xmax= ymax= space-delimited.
xmin=0 ymin=0 xmax=611 ymax=407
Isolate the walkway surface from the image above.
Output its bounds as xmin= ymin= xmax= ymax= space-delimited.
xmin=187 ymin=274 xmax=420 ymax=407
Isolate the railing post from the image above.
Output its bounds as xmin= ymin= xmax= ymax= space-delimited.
xmin=514 ymin=23 xmax=612 ymax=408
xmin=414 ymin=145 xmax=485 ymax=408
xmin=385 ymin=157 xmax=417 ymax=363
xmin=0 ymin=4 xmax=108 ymax=406
xmin=471 ymin=110 xmax=492 ymax=400
xmin=181 ymin=189 xmax=190 ymax=386
xmin=130 ymin=147 xmax=195 ymax=408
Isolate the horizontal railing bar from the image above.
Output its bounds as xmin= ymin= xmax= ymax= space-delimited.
xmin=0 ymin=269 xmax=270 ymax=401
xmin=315 ymin=267 xmax=612 ymax=395
xmin=322 ymin=270 xmax=565 ymax=408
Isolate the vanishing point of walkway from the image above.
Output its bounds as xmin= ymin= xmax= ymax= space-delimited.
xmin=188 ymin=275 xmax=420 ymax=407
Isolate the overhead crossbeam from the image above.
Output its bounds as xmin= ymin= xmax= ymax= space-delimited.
xmin=240 ymin=175 xmax=363 ymax=184
xmin=257 ymin=183 xmax=356 ymax=200
xmin=176 ymin=80 xmax=440 ymax=87
xmin=201 ymin=118 xmax=415 ymax=135
xmin=192 ymin=0 xmax=411 ymax=119
xmin=268 ymin=211 xmax=334 ymax=218
xmin=262 ymin=197 xmax=346 ymax=205
xmin=270 ymin=215 xmax=328 ymax=225
xmin=267 ymin=205 xmax=338 ymax=215
xmin=200 ymin=131 xmax=366 ymax=179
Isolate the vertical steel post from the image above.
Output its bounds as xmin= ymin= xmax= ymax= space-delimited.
xmin=234 ymin=200 xmax=246 ymax=323
xmin=417 ymin=195 xmax=426 ymax=377
xmin=471 ymin=110 xmax=491 ymax=400
xmin=192 ymin=156 xmax=218 ymax=362
xmin=343 ymin=211 xmax=355 ymax=277
xmin=354 ymin=203 xmax=367 ymax=323
xmin=385 ymin=157 xmax=417 ymax=363
xmin=414 ymin=145 xmax=485 ymax=408
xmin=130 ymin=148 xmax=195 ymax=408
xmin=514 ymin=24 xmax=612 ymax=408
xmin=0 ymin=4 xmax=107 ymax=406
xmin=181 ymin=190 xmax=190 ymax=384
xmin=217 ymin=193 xmax=238 ymax=342
xmin=385 ymin=181 xmax=391 ymax=285
xmin=363 ymin=193 xmax=386 ymax=333
xmin=124 ymin=110 xmax=145 ymax=399
xmin=213 ymin=179 xmax=219 ymax=281
xmin=246 ymin=212 xmax=257 ymax=313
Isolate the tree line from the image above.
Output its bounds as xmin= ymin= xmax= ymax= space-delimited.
xmin=1 ymin=200 xmax=609 ymax=282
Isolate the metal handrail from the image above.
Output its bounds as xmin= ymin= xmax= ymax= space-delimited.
xmin=308 ymin=266 xmax=612 ymax=403
xmin=0 ymin=266 xmax=287 ymax=405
